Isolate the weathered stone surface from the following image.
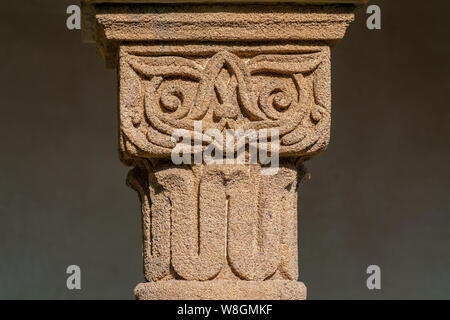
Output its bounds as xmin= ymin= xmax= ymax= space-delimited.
xmin=119 ymin=44 xmax=331 ymax=159
xmin=83 ymin=2 xmax=366 ymax=68
xmin=81 ymin=0 xmax=365 ymax=300
xmin=127 ymin=159 xmax=306 ymax=282
xmin=135 ymin=280 xmax=307 ymax=300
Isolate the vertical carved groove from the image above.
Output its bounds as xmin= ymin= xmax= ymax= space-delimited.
xmin=154 ymin=165 xmax=226 ymax=280
xmin=128 ymin=160 xmax=303 ymax=281
xmin=126 ymin=160 xmax=171 ymax=281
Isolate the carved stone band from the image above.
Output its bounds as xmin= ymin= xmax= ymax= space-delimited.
xmin=119 ymin=44 xmax=331 ymax=161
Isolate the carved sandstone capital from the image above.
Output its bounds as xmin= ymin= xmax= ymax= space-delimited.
xmin=81 ymin=0 xmax=366 ymax=300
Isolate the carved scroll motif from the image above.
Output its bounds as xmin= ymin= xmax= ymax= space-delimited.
xmin=119 ymin=48 xmax=331 ymax=161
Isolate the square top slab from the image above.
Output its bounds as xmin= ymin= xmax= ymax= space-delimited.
xmin=81 ymin=0 xmax=367 ymax=40
xmin=81 ymin=0 xmax=367 ymax=68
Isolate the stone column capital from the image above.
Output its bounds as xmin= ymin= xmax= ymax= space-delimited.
xmin=81 ymin=0 xmax=366 ymax=300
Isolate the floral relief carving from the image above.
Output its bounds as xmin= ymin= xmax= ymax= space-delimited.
xmin=119 ymin=47 xmax=331 ymax=161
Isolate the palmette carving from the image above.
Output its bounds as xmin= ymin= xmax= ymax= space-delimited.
xmin=127 ymin=160 xmax=304 ymax=281
xmin=119 ymin=46 xmax=331 ymax=161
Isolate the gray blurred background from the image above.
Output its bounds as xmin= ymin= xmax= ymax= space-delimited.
xmin=0 ymin=0 xmax=449 ymax=299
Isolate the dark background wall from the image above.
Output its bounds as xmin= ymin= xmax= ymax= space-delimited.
xmin=0 ymin=0 xmax=449 ymax=299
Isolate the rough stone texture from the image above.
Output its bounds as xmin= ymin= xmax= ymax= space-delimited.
xmin=83 ymin=3 xmax=363 ymax=68
xmin=81 ymin=0 xmax=367 ymax=43
xmin=81 ymin=0 xmax=364 ymax=300
xmin=119 ymin=44 xmax=331 ymax=159
xmin=127 ymin=160 xmax=306 ymax=281
xmin=135 ymin=280 xmax=307 ymax=300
